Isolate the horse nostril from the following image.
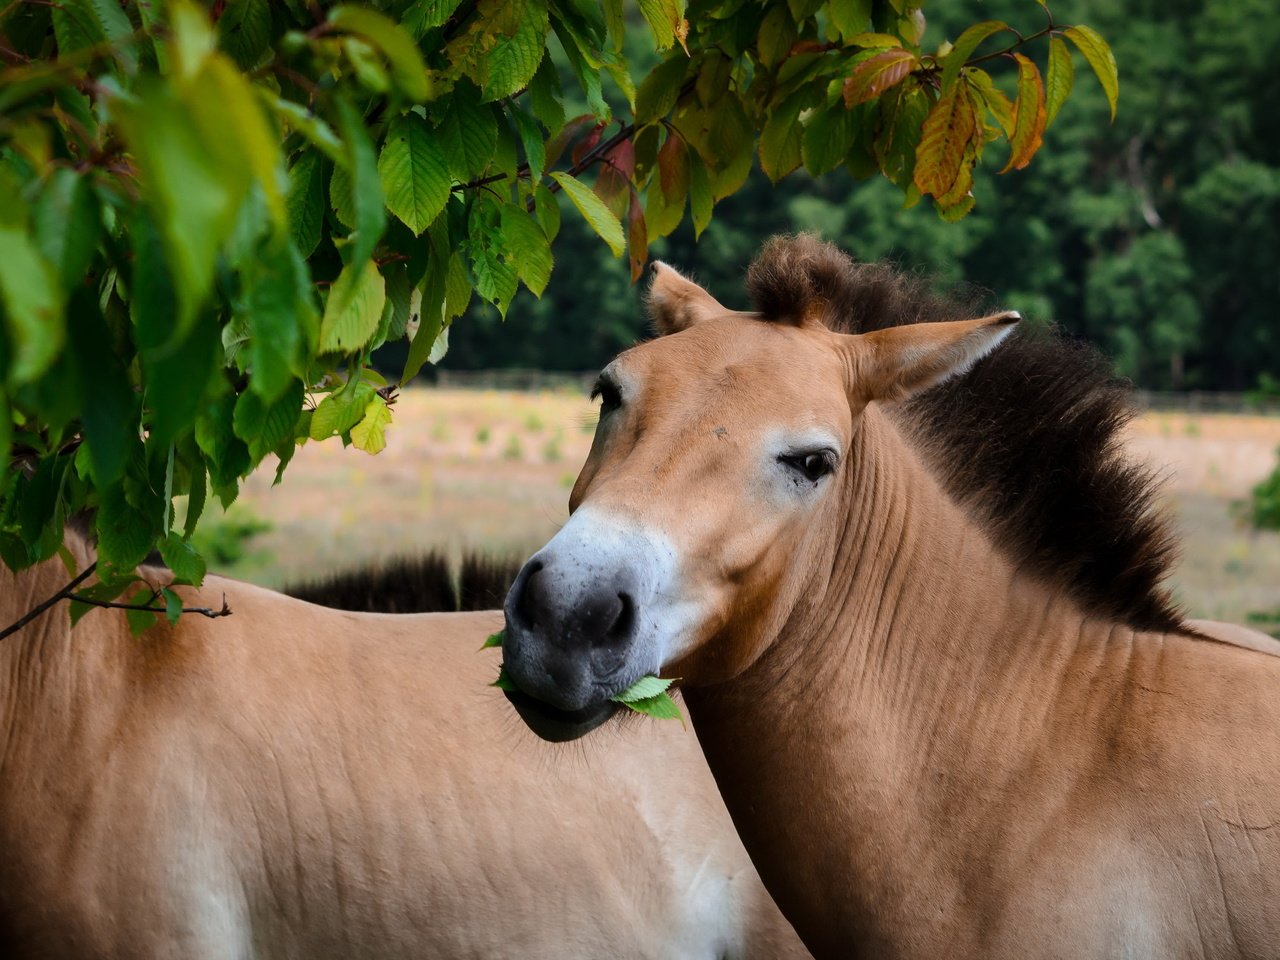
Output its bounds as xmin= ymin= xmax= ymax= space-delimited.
xmin=605 ymin=591 xmax=636 ymax=644
xmin=514 ymin=560 xmax=545 ymax=630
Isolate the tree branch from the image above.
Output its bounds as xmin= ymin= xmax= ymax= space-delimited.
xmin=0 ymin=562 xmax=98 ymax=642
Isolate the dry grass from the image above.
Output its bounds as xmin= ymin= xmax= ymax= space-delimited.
xmin=213 ymin=390 xmax=1280 ymax=629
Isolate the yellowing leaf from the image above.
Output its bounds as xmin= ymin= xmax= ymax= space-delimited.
xmin=550 ymin=172 xmax=625 ymax=257
xmin=319 ymin=260 xmax=386 ymax=354
xmin=328 ymin=6 xmax=430 ymax=101
xmin=1001 ymin=53 xmax=1046 ymax=173
xmin=1044 ymin=36 xmax=1074 ymax=128
xmin=350 ymin=396 xmax=392 ymax=454
xmin=913 ymin=81 xmax=977 ymax=199
xmin=1063 ymin=25 xmax=1118 ymax=121
xmin=842 ymin=48 xmax=918 ymax=107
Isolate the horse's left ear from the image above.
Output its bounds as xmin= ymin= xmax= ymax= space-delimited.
xmin=646 ymin=262 xmax=728 ymax=335
xmin=843 ymin=312 xmax=1020 ymax=403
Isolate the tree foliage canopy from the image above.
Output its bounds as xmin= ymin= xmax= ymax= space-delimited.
xmin=0 ymin=0 xmax=1115 ymax=629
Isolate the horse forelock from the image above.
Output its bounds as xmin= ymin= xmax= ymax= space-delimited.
xmin=744 ymin=233 xmax=1185 ymax=634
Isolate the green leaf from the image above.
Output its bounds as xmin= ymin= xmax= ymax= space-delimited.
xmin=439 ymin=82 xmax=499 ymax=181
xmin=803 ymin=103 xmax=857 ymax=176
xmin=1064 ymin=25 xmax=1118 ymax=121
xmin=757 ymin=5 xmax=798 ymax=68
xmin=635 ymin=56 xmax=688 ymax=125
xmin=1000 ymin=53 xmax=1046 ymax=173
xmin=827 ymin=0 xmax=872 ymax=41
xmin=286 ymin=150 xmax=325 ymax=258
xmin=124 ymin=587 xmax=159 ymax=637
xmin=67 ymin=287 xmax=133 ymax=485
xmin=760 ymin=91 xmax=810 ymax=182
xmin=217 ymin=0 xmax=271 ymax=69
xmin=637 ymin=0 xmax=687 ymax=52
xmin=33 ymin=169 xmax=99 ymax=289
xmin=96 ymin=484 xmax=157 ymax=574
xmin=550 ymin=172 xmax=625 ymax=256
xmin=481 ymin=629 xmax=505 ymax=650
xmin=69 ymin=578 xmax=133 ymax=627
xmin=271 ymin=97 xmax=346 ymax=165
xmin=491 ymin=663 xmax=519 ymax=691
xmin=309 ymin=381 xmax=376 ymax=440
xmin=483 ymin=0 xmax=549 ymax=101
xmin=617 ymin=692 xmax=683 ymax=722
xmin=328 ymin=6 xmax=431 ymax=102
xmin=334 ymin=97 xmax=387 ymax=269
xmin=195 ymin=394 xmax=251 ymax=506
xmin=319 ymin=260 xmax=387 ymax=354
xmin=500 ymin=204 xmax=553 ymax=297
xmin=378 ymin=114 xmax=452 ymax=235
xmin=1044 ymin=36 xmax=1074 ymax=129
xmin=0 ymin=225 xmax=63 ymax=385
xmin=162 ymin=587 xmax=184 ymax=625
xmin=243 ymin=236 xmax=312 ymax=405
xmin=688 ymin=153 xmax=712 ymax=239
xmin=967 ymin=68 xmax=1014 ymax=139
xmin=609 ymin=674 xmax=674 ymax=703
xmin=159 ymin=532 xmax=207 ymax=585
xmin=233 ymin=378 xmax=303 ymax=465
xmin=938 ymin=21 xmax=1008 ymax=93
xmin=509 ymin=105 xmax=546 ymax=185
xmin=113 ymin=77 xmax=248 ymax=337
xmin=350 ymin=396 xmax=393 ymax=455
xmin=528 ymin=54 xmax=565 ymax=137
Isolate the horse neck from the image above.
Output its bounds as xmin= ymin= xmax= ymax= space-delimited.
xmin=0 ymin=538 xmax=129 ymax=774
xmin=685 ymin=404 xmax=1137 ymax=953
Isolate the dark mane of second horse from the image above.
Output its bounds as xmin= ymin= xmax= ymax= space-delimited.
xmin=743 ymin=234 xmax=1183 ymax=634
xmin=286 ymin=552 xmax=523 ymax=614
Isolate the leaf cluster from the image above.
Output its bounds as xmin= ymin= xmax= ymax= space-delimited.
xmin=0 ymin=0 xmax=1115 ymax=617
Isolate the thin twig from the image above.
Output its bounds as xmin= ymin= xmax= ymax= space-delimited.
xmin=0 ymin=562 xmax=98 ymax=642
xmin=966 ymin=23 xmax=1056 ymax=68
xmin=68 ymin=592 xmax=233 ymax=620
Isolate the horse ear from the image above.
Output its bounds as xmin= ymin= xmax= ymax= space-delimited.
xmin=844 ymin=312 xmax=1020 ymax=403
xmin=646 ymin=262 xmax=728 ymax=335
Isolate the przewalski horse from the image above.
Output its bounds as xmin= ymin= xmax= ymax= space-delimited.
xmin=499 ymin=235 xmax=1280 ymax=959
xmin=0 ymin=534 xmax=809 ymax=959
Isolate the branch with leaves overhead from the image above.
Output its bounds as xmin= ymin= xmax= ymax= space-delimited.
xmin=0 ymin=0 xmax=1116 ymax=635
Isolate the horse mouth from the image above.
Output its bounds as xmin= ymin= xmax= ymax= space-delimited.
xmin=504 ymin=688 xmax=619 ymax=743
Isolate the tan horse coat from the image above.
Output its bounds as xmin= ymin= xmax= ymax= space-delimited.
xmin=499 ymin=239 xmax=1280 ymax=959
xmin=0 ymin=536 xmax=808 ymax=959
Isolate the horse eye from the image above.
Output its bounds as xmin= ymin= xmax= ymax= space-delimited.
xmin=781 ymin=451 xmax=834 ymax=483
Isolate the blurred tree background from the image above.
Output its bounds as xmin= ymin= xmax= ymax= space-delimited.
xmin=439 ymin=0 xmax=1280 ymax=392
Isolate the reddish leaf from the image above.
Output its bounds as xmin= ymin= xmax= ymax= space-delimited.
xmin=842 ymin=48 xmax=918 ymax=107
xmin=571 ymin=122 xmax=606 ymax=166
xmin=913 ymin=82 xmax=977 ymax=199
xmin=594 ymin=162 xmax=630 ymax=222
xmin=657 ymin=130 xmax=690 ymax=205
xmin=627 ymin=187 xmax=648 ymax=283
xmin=601 ymin=137 xmax=635 ymax=180
xmin=544 ymin=115 xmax=597 ymax=170
xmin=1000 ymin=53 xmax=1046 ymax=173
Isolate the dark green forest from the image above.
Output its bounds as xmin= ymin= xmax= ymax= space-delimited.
xmin=431 ymin=0 xmax=1279 ymax=390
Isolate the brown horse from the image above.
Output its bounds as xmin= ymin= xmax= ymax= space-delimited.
xmin=500 ymin=235 xmax=1280 ymax=959
xmin=0 ymin=535 xmax=809 ymax=958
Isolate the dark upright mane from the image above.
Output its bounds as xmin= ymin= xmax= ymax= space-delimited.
xmin=285 ymin=551 xmax=523 ymax=614
xmin=744 ymin=234 xmax=1184 ymax=633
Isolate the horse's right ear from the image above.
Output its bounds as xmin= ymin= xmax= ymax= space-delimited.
xmin=646 ymin=262 xmax=728 ymax=335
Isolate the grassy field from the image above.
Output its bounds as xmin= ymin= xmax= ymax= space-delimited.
xmin=207 ymin=388 xmax=1280 ymax=631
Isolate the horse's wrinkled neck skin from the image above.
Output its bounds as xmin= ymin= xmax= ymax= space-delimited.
xmin=684 ymin=404 xmax=1126 ymax=958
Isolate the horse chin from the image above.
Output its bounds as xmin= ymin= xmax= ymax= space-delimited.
xmin=504 ymin=689 xmax=619 ymax=743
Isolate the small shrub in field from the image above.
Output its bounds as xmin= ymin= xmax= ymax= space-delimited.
xmin=1250 ymin=450 xmax=1280 ymax=531
xmin=431 ymin=417 xmax=451 ymax=443
xmin=476 ymin=426 xmax=491 ymax=445
xmin=503 ymin=435 xmax=524 ymax=461
xmin=524 ymin=413 xmax=545 ymax=432
xmin=543 ymin=431 xmax=564 ymax=463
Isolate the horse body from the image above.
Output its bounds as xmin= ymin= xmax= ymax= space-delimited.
xmin=0 ymin=540 xmax=808 ymax=959
xmin=498 ymin=236 xmax=1280 ymax=958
